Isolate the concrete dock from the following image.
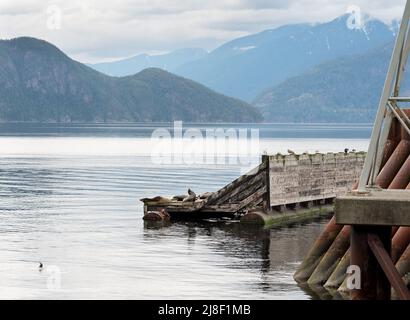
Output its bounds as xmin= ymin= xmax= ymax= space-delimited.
xmin=336 ymin=189 xmax=410 ymax=227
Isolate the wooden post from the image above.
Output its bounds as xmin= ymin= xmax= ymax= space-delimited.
xmin=262 ymin=155 xmax=271 ymax=211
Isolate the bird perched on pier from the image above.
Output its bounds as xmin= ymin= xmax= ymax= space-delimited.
xmin=344 ymin=148 xmax=349 ymax=154
xmin=287 ymin=149 xmax=295 ymax=155
xmin=39 ymin=262 xmax=43 ymax=271
xmin=188 ymin=189 xmax=196 ymax=197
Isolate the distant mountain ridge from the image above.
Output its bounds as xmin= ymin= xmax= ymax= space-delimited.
xmin=0 ymin=37 xmax=261 ymax=123
xmin=253 ymin=42 xmax=408 ymax=123
xmin=174 ymin=14 xmax=396 ymax=102
xmin=89 ymin=48 xmax=208 ymax=77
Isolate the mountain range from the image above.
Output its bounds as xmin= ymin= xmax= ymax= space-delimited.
xmin=0 ymin=37 xmax=261 ymax=123
xmin=91 ymin=15 xmax=396 ymax=104
xmin=89 ymin=48 xmax=208 ymax=77
xmin=174 ymin=15 xmax=396 ymax=102
xmin=0 ymin=14 xmax=403 ymax=123
xmin=253 ymin=42 xmax=398 ymax=123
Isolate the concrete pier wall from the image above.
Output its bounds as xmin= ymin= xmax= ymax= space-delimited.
xmin=265 ymin=153 xmax=366 ymax=208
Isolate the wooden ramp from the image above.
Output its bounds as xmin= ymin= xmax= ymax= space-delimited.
xmin=141 ymin=161 xmax=268 ymax=219
xmin=141 ymin=151 xmax=365 ymax=221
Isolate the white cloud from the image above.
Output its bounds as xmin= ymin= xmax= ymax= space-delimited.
xmin=0 ymin=0 xmax=406 ymax=62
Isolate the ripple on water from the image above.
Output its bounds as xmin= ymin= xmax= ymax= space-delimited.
xmin=0 ymin=126 xmax=370 ymax=299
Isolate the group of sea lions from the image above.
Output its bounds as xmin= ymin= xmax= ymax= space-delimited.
xmin=172 ymin=189 xmax=213 ymax=202
xmin=141 ymin=189 xmax=214 ymax=204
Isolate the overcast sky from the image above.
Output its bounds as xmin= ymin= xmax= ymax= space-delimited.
xmin=0 ymin=0 xmax=407 ymax=63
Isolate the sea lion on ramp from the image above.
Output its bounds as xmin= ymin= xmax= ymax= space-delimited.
xmin=140 ymin=196 xmax=172 ymax=204
xmin=172 ymin=195 xmax=187 ymax=201
xmin=183 ymin=189 xmax=197 ymax=202
xmin=199 ymin=192 xmax=213 ymax=199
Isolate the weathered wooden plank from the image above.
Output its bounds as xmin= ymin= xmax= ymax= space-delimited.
xmin=145 ymin=201 xmax=203 ymax=207
xmin=244 ymin=196 xmax=264 ymax=210
xmin=232 ymin=179 xmax=265 ymax=204
xmin=202 ymin=205 xmax=239 ymax=212
xmin=205 ymin=161 xmax=267 ymax=205
xmin=200 ymin=186 xmax=267 ymax=214
xmin=215 ymin=171 xmax=266 ymax=205
xmin=235 ymin=185 xmax=267 ymax=212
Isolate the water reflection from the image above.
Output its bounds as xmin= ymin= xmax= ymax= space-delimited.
xmin=143 ymin=218 xmax=336 ymax=300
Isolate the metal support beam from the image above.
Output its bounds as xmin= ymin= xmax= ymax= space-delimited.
xmin=389 ymin=97 xmax=410 ymax=102
xmin=368 ymin=233 xmax=410 ymax=300
xmin=371 ymin=110 xmax=393 ymax=183
xmin=358 ymin=0 xmax=410 ymax=191
xmin=387 ymin=102 xmax=410 ymax=136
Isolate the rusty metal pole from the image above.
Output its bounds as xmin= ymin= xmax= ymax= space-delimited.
xmin=376 ymin=140 xmax=410 ymax=188
xmin=368 ymin=233 xmax=410 ymax=300
xmin=350 ymin=226 xmax=376 ymax=300
xmin=350 ymin=226 xmax=392 ymax=300
xmin=324 ymin=249 xmax=350 ymax=289
xmin=392 ymin=227 xmax=410 ymax=263
xmin=328 ymin=227 xmax=401 ymax=289
xmin=393 ymin=244 xmax=410 ymax=298
xmin=293 ymin=216 xmax=343 ymax=283
xmin=307 ymin=225 xmax=350 ymax=286
xmin=337 ymin=274 xmax=349 ymax=294
xmin=402 ymin=121 xmax=410 ymax=140
xmin=396 ymin=244 xmax=410 ymax=279
xmin=389 ymin=155 xmax=410 ymax=189
xmin=380 ymin=119 xmax=401 ymax=169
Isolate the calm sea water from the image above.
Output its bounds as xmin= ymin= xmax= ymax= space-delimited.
xmin=0 ymin=123 xmax=371 ymax=299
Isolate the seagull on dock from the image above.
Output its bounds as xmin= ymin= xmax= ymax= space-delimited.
xmin=344 ymin=148 xmax=349 ymax=154
xmin=287 ymin=149 xmax=295 ymax=155
xmin=39 ymin=262 xmax=43 ymax=271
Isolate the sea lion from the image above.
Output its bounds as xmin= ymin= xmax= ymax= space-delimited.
xmin=140 ymin=196 xmax=172 ymax=204
xmin=199 ymin=192 xmax=213 ymax=199
xmin=172 ymin=195 xmax=187 ymax=201
xmin=182 ymin=189 xmax=197 ymax=202
xmin=182 ymin=194 xmax=196 ymax=202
